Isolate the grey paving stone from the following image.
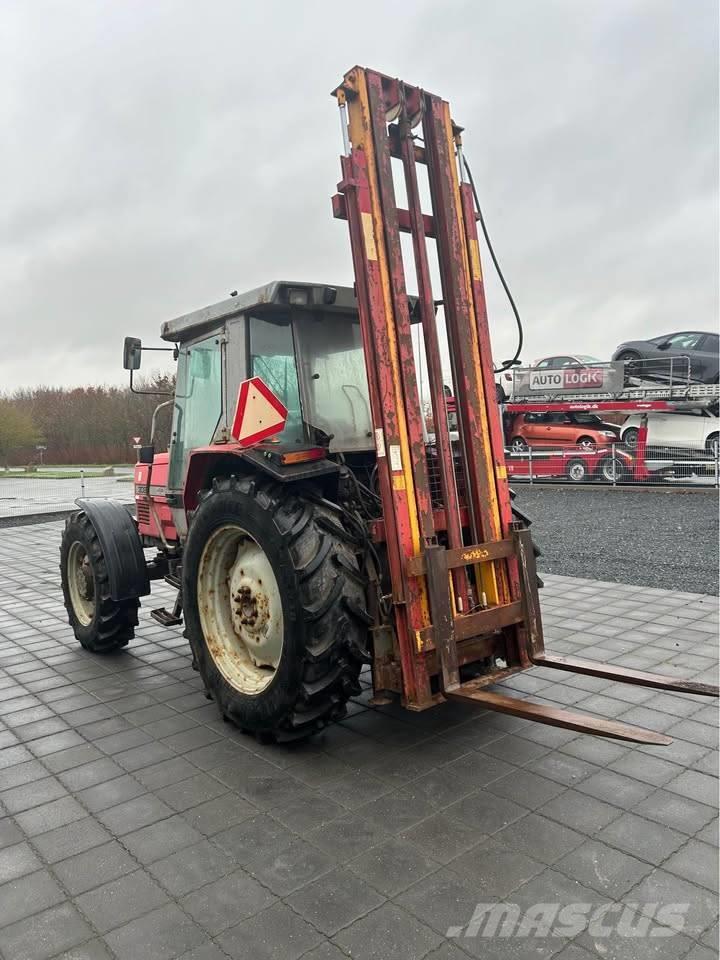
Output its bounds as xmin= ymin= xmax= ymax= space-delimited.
xmin=56 ymin=757 xmax=126 ymax=792
xmin=597 ymin=812 xmax=687 ymax=865
xmin=663 ymin=839 xmax=719 ymax=892
xmin=665 ymin=769 xmax=718 ymax=807
xmin=626 ymin=868 xmax=719 ymax=940
xmin=14 ymin=795 xmax=86 ymax=836
xmin=448 ymin=787 xmax=529 ymax=834
xmin=525 ymin=751 xmax=599 ymax=787
xmin=154 ymin=772 xmax=228 ymax=812
xmin=250 ymin=837 xmax=335 ymax=896
xmin=96 ymin=794 xmax=174 ymax=835
xmin=305 ymin=810 xmax=388 ymax=861
xmin=76 ymin=772 xmax=146 ymax=812
xmin=0 ymin=758 xmax=48 ymax=790
xmin=349 ymin=836 xmax=441 ymax=896
xmin=538 ymin=788 xmax=624 ymax=834
xmin=0 ymin=774 xmax=67 ymax=813
xmin=495 ymin=812 xmax=585 ymax=866
xmin=53 ymin=840 xmax=138 ymax=896
xmin=485 ymin=767 xmax=566 ymax=809
xmin=286 ymin=867 xmax=385 ymax=935
xmin=32 ymin=816 xmax=111 ymax=864
xmin=449 ymin=834 xmax=545 ymax=898
xmin=180 ymin=868 xmax=276 ymax=935
xmin=121 ymin=813 xmax=204 ymax=864
xmin=147 ymin=839 xmax=235 ymax=896
xmin=133 ymin=756 xmax=198 ymax=790
xmin=400 ymin=811 xmax=486 ymax=865
xmin=0 ymin=841 xmax=42 ymax=884
xmin=74 ymin=868 xmax=170 ymax=933
xmin=0 ymin=902 xmax=94 ymax=960
xmin=554 ymin=838 xmax=652 ymax=898
xmin=104 ymin=902 xmax=206 ymax=960
xmin=0 ymin=817 xmax=23 ymax=850
xmin=217 ymin=900 xmax=322 ymax=960
xmin=180 ymin=791 xmax=255 ymax=836
xmin=55 ymin=938 xmax=116 ymax=959
xmin=634 ymin=788 xmax=717 ymax=835
xmin=300 ymin=944 xmax=352 ymax=960
xmin=334 ymin=901 xmax=442 ymax=960
xmin=575 ymin=768 xmax=655 ymax=808
xmin=0 ymin=868 xmax=65 ymax=926
xmin=214 ymin=813 xmax=296 ymax=866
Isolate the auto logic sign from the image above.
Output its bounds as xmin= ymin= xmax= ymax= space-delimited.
xmin=513 ymin=362 xmax=625 ymax=396
xmin=529 ymin=367 xmax=605 ymax=391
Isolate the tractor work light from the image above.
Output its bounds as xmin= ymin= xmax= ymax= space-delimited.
xmin=286 ymin=287 xmax=310 ymax=306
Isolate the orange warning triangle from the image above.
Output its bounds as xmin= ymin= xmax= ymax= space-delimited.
xmin=231 ymin=376 xmax=288 ymax=447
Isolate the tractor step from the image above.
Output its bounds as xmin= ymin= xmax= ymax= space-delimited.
xmin=164 ymin=574 xmax=181 ymax=589
xmin=151 ymin=606 xmax=183 ymax=627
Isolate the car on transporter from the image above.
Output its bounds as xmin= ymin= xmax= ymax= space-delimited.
xmin=507 ymin=411 xmax=620 ymax=452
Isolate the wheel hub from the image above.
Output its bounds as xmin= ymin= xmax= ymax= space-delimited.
xmin=198 ymin=524 xmax=284 ymax=693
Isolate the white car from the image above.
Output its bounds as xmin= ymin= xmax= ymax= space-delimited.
xmin=621 ymin=410 xmax=719 ymax=452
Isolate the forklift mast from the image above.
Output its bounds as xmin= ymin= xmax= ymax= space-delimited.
xmin=331 ymin=66 xmax=716 ymax=742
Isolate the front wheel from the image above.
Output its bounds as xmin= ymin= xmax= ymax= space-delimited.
xmin=577 ymin=436 xmax=596 ymax=451
xmin=60 ymin=512 xmax=139 ymax=652
xmin=705 ymin=434 xmax=719 ymax=456
xmin=510 ymin=436 xmax=528 ymax=452
xmin=182 ymin=476 xmax=370 ymax=741
xmin=566 ymin=459 xmax=588 ymax=483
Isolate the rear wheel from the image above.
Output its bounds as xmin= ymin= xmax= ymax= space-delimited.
xmin=566 ymin=459 xmax=588 ymax=483
xmin=182 ymin=476 xmax=370 ymax=741
xmin=705 ymin=433 xmax=719 ymax=456
xmin=599 ymin=455 xmax=628 ymax=483
xmin=60 ymin=512 xmax=138 ymax=652
xmin=623 ymin=427 xmax=639 ymax=449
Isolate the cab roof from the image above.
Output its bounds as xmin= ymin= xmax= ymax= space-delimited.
xmin=161 ymin=281 xmax=358 ymax=343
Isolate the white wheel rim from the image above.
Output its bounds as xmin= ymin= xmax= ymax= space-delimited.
xmin=579 ymin=439 xmax=594 ymax=451
xmin=569 ymin=464 xmax=585 ymax=481
xmin=198 ymin=524 xmax=284 ymax=695
xmin=67 ymin=541 xmax=95 ymax=626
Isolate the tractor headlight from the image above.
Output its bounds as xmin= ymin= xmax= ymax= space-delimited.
xmin=286 ymin=287 xmax=310 ymax=306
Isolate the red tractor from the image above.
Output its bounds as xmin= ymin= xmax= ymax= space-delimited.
xmin=59 ymin=67 xmax=716 ymax=744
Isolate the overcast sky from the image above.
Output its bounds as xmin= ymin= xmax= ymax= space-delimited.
xmin=2 ymin=0 xmax=717 ymax=391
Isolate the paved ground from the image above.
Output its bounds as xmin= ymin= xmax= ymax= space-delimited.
xmin=0 ymin=519 xmax=717 ymax=960
xmin=0 ymin=477 xmax=133 ymax=519
xmin=514 ymin=486 xmax=719 ymax=595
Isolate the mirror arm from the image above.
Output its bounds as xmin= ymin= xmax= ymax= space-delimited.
xmin=129 ymin=369 xmax=174 ymax=397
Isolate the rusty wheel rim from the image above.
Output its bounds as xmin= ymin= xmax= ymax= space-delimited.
xmin=67 ymin=541 xmax=95 ymax=626
xmin=197 ymin=524 xmax=284 ymax=695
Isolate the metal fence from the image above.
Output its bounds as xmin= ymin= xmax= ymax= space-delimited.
xmin=0 ymin=469 xmax=135 ymax=519
xmin=505 ymin=443 xmax=720 ymax=487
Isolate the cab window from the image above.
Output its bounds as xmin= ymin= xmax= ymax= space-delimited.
xmin=248 ymin=315 xmax=305 ymax=444
xmin=169 ymin=335 xmax=223 ymax=489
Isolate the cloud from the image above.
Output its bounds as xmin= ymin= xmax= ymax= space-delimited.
xmin=1 ymin=0 xmax=717 ymax=389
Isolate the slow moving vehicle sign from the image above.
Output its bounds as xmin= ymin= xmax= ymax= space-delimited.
xmin=231 ymin=376 xmax=288 ymax=447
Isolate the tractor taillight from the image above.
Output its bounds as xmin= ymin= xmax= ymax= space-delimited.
xmin=278 ymin=447 xmax=326 ymax=465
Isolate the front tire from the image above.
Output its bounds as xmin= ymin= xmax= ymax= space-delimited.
xmin=577 ymin=435 xmax=596 ymax=451
xmin=60 ymin=512 xmax=138 ymax=652
xmin=566 ymin=459 xmax=588 ymax=483
xmin=182 ymin=476 xmax=370 ymax=741
xmin=510 ymin=436 xmax=528 ymax=452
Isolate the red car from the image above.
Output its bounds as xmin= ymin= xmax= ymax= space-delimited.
xmin=506 ymin=446 xmax=633 ymax=483
xmin=508 ymin=411 xmax=620 ymax=451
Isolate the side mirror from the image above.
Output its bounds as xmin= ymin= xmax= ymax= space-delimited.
xmin=123 ymin=337 xmax=142 ymax=370
xmin=656 ymin=340 xmax=671 ymax=351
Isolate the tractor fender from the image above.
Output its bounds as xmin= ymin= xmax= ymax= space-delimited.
xmin=75 ymin=499 xmax=151 ymax=601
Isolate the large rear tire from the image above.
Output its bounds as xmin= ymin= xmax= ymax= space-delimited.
xmin=60 ymin=512 xmax=139 ymax=652
xmin=182 ymin=476 xmax=370 ymax=741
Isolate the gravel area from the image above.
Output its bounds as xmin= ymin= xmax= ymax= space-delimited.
xmin=514 ymin=486 xmax=719 ymax=595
